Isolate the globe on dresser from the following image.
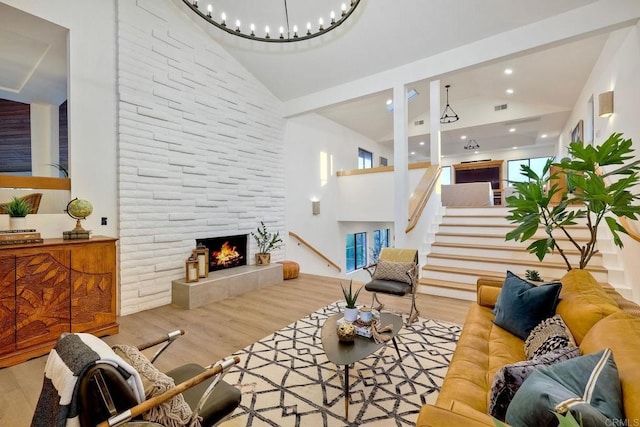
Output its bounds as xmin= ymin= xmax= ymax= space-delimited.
xmin=65 ymin=198 xmax=93 ymax=232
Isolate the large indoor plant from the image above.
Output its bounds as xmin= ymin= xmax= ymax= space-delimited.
xmin=251 ymin=221 xmax=283 ymax=265
xmin=505 ymin=133 xmax=640 ymax=270
xmin=4 ymin=196 xmax=32 ymax=230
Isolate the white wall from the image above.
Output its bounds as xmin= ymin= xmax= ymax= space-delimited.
xmin=116 ymin=0 xmax=286 ymax=315
xmin=559 ymin=23 xmax=640 ymax=300
xmin=285 ymin=113 xmax=394 ymax=280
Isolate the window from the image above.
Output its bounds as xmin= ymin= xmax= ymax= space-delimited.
xmin=372 ymin=229 xmax=389 ymax=262
xmin=508 ymin=157 xmax=552 ymax=184
xmin=441 ymin=166 xmax=452 ymax=185
xmin=346 ymin=232 xmax=367 ymax=272
xmin=379 ymin=156 xmax=388 ymax=167
xmin=358 ymin=148 xmax=373 ymax=169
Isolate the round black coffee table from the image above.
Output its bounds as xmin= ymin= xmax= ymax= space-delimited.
xmin=320 ymin=312 xmax=403 ymax=419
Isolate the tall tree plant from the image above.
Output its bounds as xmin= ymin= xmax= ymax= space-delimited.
xmin=505 ymin=133 xmax=640 ymax=270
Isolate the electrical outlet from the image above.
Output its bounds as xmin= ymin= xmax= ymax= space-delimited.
xmin=101 ymin=217 xmax=107 ymax=226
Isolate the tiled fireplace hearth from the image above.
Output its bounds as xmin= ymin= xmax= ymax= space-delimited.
xmin=172 ymin=235 xmax=283 ymax=309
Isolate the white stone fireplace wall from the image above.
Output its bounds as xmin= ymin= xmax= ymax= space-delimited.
xmin=117 ymin=0 xmax=285 ymax=315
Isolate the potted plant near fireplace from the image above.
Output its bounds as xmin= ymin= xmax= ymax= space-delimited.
xmin=251 ymin=221 xmax=283 ymax=265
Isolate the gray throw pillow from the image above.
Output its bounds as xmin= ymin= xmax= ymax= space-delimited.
xmin=505 ymin=349 xmax=624 ymax=427
xmin=488 ymin=346 xmax=581 ymax=421
xmin=525 ymin=314 xmax=576 ymax=360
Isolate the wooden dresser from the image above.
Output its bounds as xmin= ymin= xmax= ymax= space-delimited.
xmin=0 ymin=236 xmax=118 ymax=367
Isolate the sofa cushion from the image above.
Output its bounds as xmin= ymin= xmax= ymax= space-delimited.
xmin=505 ymin=349 xmax=624 ymax=427
xmin=580 ymin=311 xmax=640 ymax=423
xmin=556 ymin=269 xmax=621 ymax=344
xmin=493 ymin=271 xmax=562 ymax=340
xmin=371 ymin=260 xmax=414 ymax=284
xmin=524 ymin=314 xmax=575 ymax=360
xmin=488 ymin=346 xmax=580 ymax=421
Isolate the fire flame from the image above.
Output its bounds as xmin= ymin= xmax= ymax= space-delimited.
xmin=212 ymin=241 xmax=242 ymax=266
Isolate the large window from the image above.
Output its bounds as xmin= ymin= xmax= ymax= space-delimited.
xmin=346 ymin=232 xmax=367 ymax=272
xmin=358 ymin=148 xmax=373 ymax=169
xmin=508 ymin=157 xmax=552 ymax=184
xmin=372 ymin=229 xmax=390 ymax=262
xmin=441 ymin=166 xmax=452 ymax=185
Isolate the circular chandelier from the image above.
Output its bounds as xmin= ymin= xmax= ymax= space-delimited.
xmin=182 ymin=0 xmax=362 ymax=43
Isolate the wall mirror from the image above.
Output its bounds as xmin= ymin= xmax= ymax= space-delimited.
xmin=0 ymin=3 xmax=70 ymax=214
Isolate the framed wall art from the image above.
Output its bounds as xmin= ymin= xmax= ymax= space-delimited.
xmin=570 ymin=119 xmax=584 ymax=143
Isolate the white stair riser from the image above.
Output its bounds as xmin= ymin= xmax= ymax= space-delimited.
xmin=441 ymin=216 xmax=519 ymax=226
xmin=429 ymin=245 xmax=602 ymax=267
xmin=434 ymin=234 xmax=588 ymax=250
xmin=421 ymin=269 xmax=482 ymax=284
xmin=424 ymin=257 xmax=608 ymax=282
xmin=418 ymin=285 xmax=476 ymax=301
xmin=444 ymin=207 xmax=511 ymax=216
xmin=437 ymin=225 xmax=592 ymax=239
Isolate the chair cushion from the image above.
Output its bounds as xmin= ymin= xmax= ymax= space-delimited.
xmin=372 ymin=260 xmax=414 ymax=284
xmin=365 ymin=278 xmax=412 ymax=296
xmin=167 ymin=363 xmax=241 ymax=426
xmin=493 ymin=271 xmax=562 ymax=340
xmin=505 ymin=349 xmax=624 ymax=427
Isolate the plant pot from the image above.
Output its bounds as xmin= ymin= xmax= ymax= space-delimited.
xmin=255 ymin=253 xmax=271 ymax=265
xmin=343 ymin=307 xmax=358 ymax=322
xmin=9 ymin=217 xmax=27 ymax=231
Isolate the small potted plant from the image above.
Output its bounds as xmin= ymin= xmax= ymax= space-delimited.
xmin=525 ymin=269 xmax=542 ymax=282
xmin=4 ymin=196 xmax=32 ymax=230
xmin=251 ymin=221 xmax=283 ymax=265
xmin=341 ymin=280 xmax=362 ymax=322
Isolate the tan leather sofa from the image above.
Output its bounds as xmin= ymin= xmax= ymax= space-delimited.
xmin=416 ymin=269 xmax=640 ymax=426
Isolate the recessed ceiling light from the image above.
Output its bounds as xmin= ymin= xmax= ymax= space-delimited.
xmin=506 ymin=88 xmax=514 ymax=94
xmin=410 ymin=151 xmax=415 ymax=155
xmin=541 ymin=134 xmax=548 ymax=138
xmin=513 ymin=146 xmax=518 ymax=150
xmin=460 ymin=135 xmax=467 ymax=140
xmin=509 ymin=128 xmax=516 ymax=133
xmin=386 ymin=99 xmax=392 ymax=105
xmin=504 ymin=68 xmax=513 ymax=75
xmin=419 ymin=141 xmax=425 ymax=146
xmin=474 ymin=151 xmax=479 ymax=154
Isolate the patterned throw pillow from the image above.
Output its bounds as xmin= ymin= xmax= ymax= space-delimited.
xmin=525 ymin=314 xmax=576 ymax=359
xmin=372 ymin=261 xmax=414 ymax=284
xmin=488 ymin=346 xmax=581 ymax=421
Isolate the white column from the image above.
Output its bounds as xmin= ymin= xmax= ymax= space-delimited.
xmin=430 ymin=80 xmax=441 ymax=166
xmin=30 ymin=103 xmax=60 ymax=177
xmin=393 ymin=83 xmax=408 ymax=247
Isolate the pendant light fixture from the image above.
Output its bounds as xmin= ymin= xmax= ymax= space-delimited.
xmin=464 ymin=138 xmax=479 ymax=150
xmin=440 ymin=84 xmax=460 ymax=124
xmin=183 ymin=0 xmax=362 ymax=43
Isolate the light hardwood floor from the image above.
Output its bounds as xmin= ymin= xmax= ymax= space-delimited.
xmin=1 ymin=273 xmax=471 ymax=426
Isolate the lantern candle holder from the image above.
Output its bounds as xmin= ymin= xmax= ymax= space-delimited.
xmin=185 ymin=255 xmax=200 ymax=283
xmin=193 ymin=243 xmax=209 ymax=278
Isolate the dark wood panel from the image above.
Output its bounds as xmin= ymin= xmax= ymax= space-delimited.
xmin=15 ymin=251 xmax=71 ymax=350
xmin=0 ymin=99 xmax=31 ymax=173
xmin=0 ymin=255 xmax=15 ymax=355
xmin=71 ymin=241 xmax=116 ymax=332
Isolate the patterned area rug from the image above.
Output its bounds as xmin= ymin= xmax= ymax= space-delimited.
xmin=220 ymin=302 xmax=461 ymax=426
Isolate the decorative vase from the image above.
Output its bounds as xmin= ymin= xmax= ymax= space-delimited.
xmin=344 ymin=307 xmax=358 ymax=322
xmin=9 ymin=217 xmax=27 ymax=231
xmin=337 ymin=323 xmax=356 ymax=342
xmin=255 ymin=253 xmax=271 ymax=265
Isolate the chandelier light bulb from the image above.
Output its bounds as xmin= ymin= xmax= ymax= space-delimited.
xmin=235 ymin=19 xmax=241 ymax=31
xmin=341 ymin=3 xmax=347 ymax=15
xmin=220 ymin=12 xmax=226 ymax=26
xmin=330 ymin=10 xmax=336 ymax=24
xmin=318 ymin=17 xmax=324 ymax=30
xmin=265 ymin=25 xmax=270 ymax=38
xmin=193 ymin=1 xmax=198 ymax=8
xmin=306 ymin=21 xmax=312 ymax=35
xmin=279 ymin=26 xmax=284 ymax=39
xmin=206 ymin=4 xmax=212 ymax=17
xmin=293 ymin=24 xmax=299 ymax=37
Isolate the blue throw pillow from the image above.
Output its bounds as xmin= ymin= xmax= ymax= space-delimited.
xmin=493 ymin=271 xmax=562 ymax=340
xmin=505 ymin=349 xmax=624 ymax=427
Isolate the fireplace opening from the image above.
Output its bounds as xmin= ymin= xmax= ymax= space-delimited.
xmin=196 ymin=234 xmax=248 ymax=272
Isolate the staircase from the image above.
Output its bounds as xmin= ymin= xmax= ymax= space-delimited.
xmin=419 ymin=206 xmax=618 ymax=300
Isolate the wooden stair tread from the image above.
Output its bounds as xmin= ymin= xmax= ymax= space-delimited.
xmin=422 ymin=264 xmax=507 ymax=279
xmin=440 ymin=223 xmax=588 ymax=229
xmin=430 ymin=241 xmax=601 ymax=257
xmin=425 ymin=253 xmax=606 ymax=272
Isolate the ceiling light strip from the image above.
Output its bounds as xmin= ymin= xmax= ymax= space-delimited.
xmin=183 ymin=0 xmax=362 ymax=43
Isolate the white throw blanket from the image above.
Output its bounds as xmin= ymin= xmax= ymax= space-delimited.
xmin=31 ymin=333 xmax=145 ymax=427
